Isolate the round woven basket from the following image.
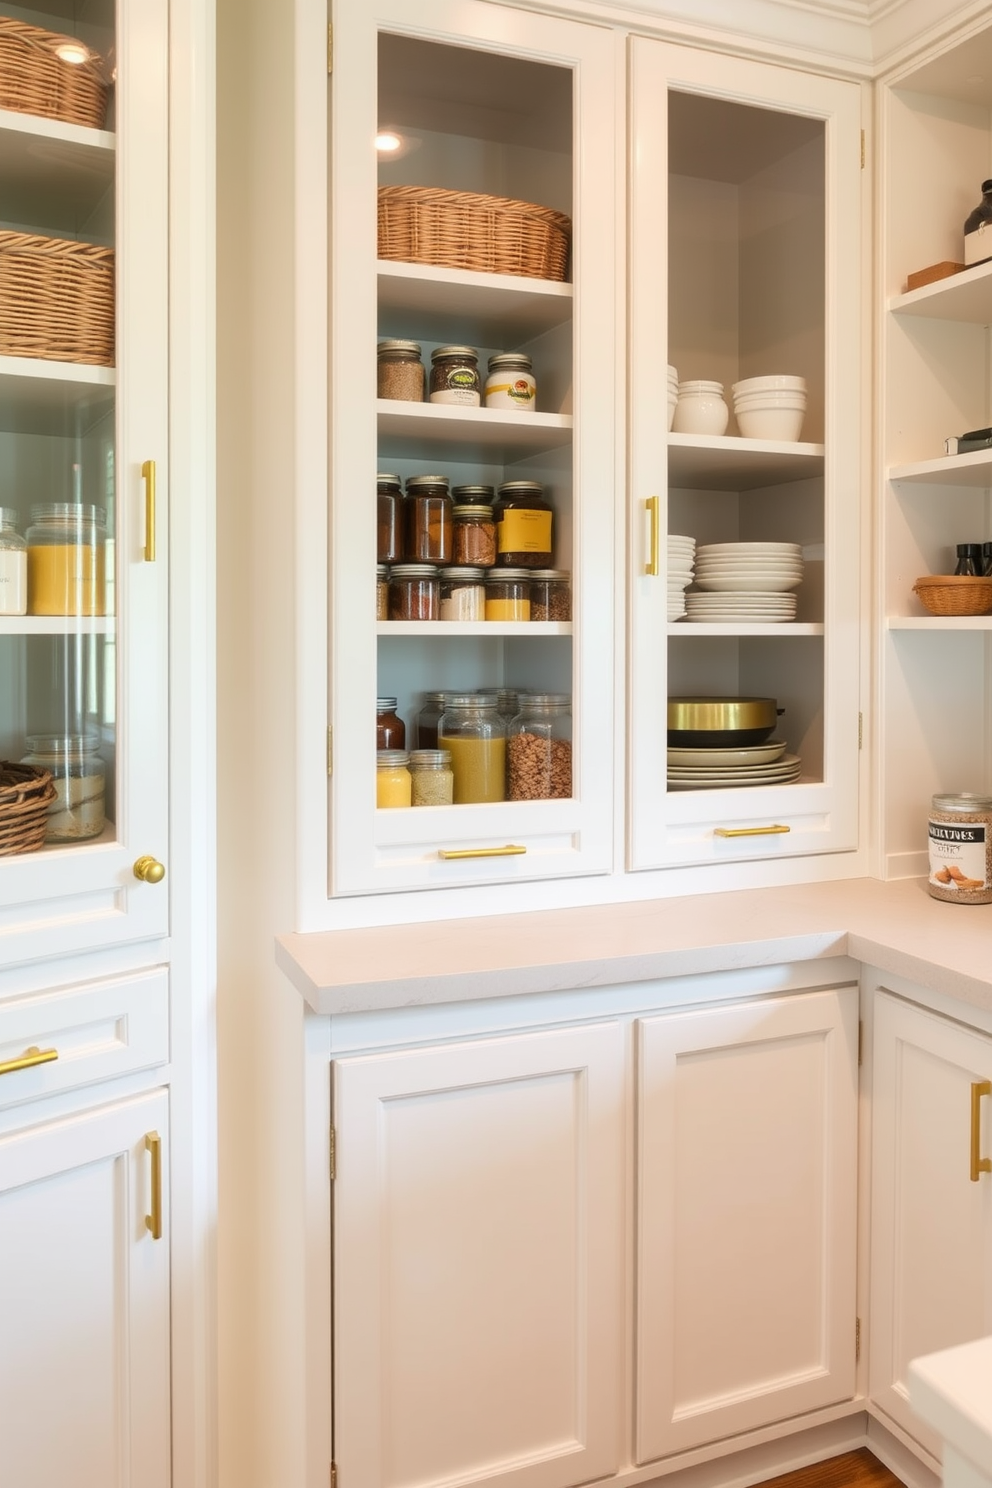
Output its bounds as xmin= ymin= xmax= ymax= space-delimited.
xmin=0 ymin=17 xmax=109 ymax=130
xmin=913 ymin=575 xmax=992 ymax=616
xmin=378 ymin=185 xmax=571 ymax=281
xmin=0 ymin=232 xmax=115 ymax=366
xmin=0 ymin=763 xmax=56 ymax=857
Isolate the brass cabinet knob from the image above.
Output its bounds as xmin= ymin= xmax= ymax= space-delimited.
xmin=133 ymin=855 xmax=166 ymax=883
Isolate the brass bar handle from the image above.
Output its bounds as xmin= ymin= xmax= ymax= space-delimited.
xmin=714 ymin=824 xmax=791 ymax=838
xmin=142 ymin=459 xmax=156 ymax=563
xmin=645 ymin=496 xmax=660 ymax=576
xmin=970 ymin=1081 xmax=991 ymax=1182
xmin=0 ymin=1045 xmax=58 ymax=1078
xmin=438 ymin=844 xmax=527 ymax=860
xmin=145 ymin=1131 xmax=163 ymax=1239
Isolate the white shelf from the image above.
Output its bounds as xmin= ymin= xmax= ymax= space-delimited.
xmin=377 ymin=400 xmax=573 ymax=462
xmin=377 ymin=260 xmax=572 ymax=343
xmin=0 ymin=356 xmax=115 ymax=435
xmin=0 ymin=108 xmax=114 ymax=234
xmin=889 ymin=451 xmax=992 ymax=486
xmin=377 ymin=621 xmax=571 ymax=637
xmin=889 ymin=259 xmax=992 ymax=323
xmin=667 ymin=434 xmax=825 ymax=490
xmin=0 ymin=616 xmax=116 ymax=635
xmin=668 ymin=623 xmax=823 ymax=636
xmin=887 ymin=616 xmax=992 ymax=631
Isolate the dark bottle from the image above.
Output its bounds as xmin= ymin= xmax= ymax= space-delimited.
xmin=983 ymin=541 xmax=992 ymax=578
xmin=376 ymin=696 xmax=405 ymax=750
xmin=377 ymin=473 xmax=403 ymax=564
xmin=954 ymin=543 xmax=984 ymax=576
xmin=965 ymin=180 xmax=992 ymax=236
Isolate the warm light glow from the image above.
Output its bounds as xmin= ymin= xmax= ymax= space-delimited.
xmin=55 ymin=41 xmax=90 ymax=65
xmin=375 ymin=131 xmax=403 ymax=154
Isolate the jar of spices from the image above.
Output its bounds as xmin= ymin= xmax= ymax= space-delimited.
xmin=27 ymin=503 xmax=108 ymax=616
xmin=440 ymin=566 xmax=485 ymax=621
xmin=0 ymin=508 xmax=27 ymax=616
xmin=376 ymin=564 xmax=389 ymax=620
xmin=429 ymin=345 xmax=481 ymax=406
xmin=376 ymin=750 xmax=412 ymax=808
xmin=507 ymin=694 xmax=572 ymax=800
xmin=377 ymin=339 xmax=425 ymax=402
xmin=485 ymin=567 xmax=531 ymax=621
xmin=452 ymin=504 xmax=497 ymax=567
xmin=21 ymin=731 xmax=106 ymax=842
xmin=928 ymin=793 xmax=992 ymax=904
xmin=409 ymin=749 xmax=454 ymax=807
xmin=485 ymin=352 xmax=536 ymax=412
xmin=377 ymin=473 xmax=403 ymax=563
xmin=438 ymin=694 xmax=506 ymax=804
xmin=493 ymin=481 xmax=553 ymax=567
xmin=529 ymin=569 xmax=571 ymax=622
xmin=417 ymin=692 xmax=455 ymax=749
xmin=388 ymin=564 xmax=440 ymax=621
xmin=376 ymin=697 xmax=405 ymax=750
xmin=452 ymin=484 xmax=494 ymax=506
xmin=404 ymin=474 xmax=452 ymax=563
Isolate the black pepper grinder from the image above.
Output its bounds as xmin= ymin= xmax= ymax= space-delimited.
xmin=983 ymin=541 xmax=992 ymax=578
xmin=965 ymin=180 xmax=992 ymax=265
xmin=954 ymin=543 xmax=984 ymax=575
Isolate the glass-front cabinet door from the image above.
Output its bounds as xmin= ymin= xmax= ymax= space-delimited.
xmin=0 ymin=0 xmax=168 ymax=960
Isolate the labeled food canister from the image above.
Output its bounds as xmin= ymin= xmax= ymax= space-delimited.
xmin=375 ymin=564 xmax=389 ymax=620
xmin=21 ymin=731 xmax=106 ymax=842
xmin=376 ymin=749 xmax=412 ymax=808
xmin=377 ymin=339 xmax=425 ymax=402
xmin=388 ymin=563 xmax=440 ymax=621
xmin=27 ymin=503 xmax=107 ymax=616
xmin=928 ymin=793 xmax=992 ymax=904
xmin=438 ymin=694 xmax=506 ymax=804
xmin=376 ymin=697 xmax=405 ymax=750
xmin=485 ymin=352 xmax=536 ymax=412
xmin=440 ymin=566 xmax=485 ymax=621
xmin=507 ymin=693 xmax=572 ymax=800
xmin=484 ymin=567 xmax=531 ymax=621
xmin=452 ymin=504 xmax=497 ymax=567
xmin=404 ymin=475 xmax=452 ymax=563
xmin=409 ymin=749 xmax=454 ymax=807
xmin=493 ymin=481 xmax=553 ymax=567
xmin=429 ymin=345 xmax=481 ymax=407
xmin=0 ymin=508 xmax=27 ymax=616
xmin=377 ymin=473 xmax=403 ymax=563
xmin=529 ymin=569 xmax=571 ymax=621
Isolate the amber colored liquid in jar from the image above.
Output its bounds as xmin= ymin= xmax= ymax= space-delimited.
xmin=485 ymin=596 xmax=530 ymax=621
xmin=28 ymin=543 xmax=106 ymax=615
xmin=442 ymin=734 xmax=506 ymax=803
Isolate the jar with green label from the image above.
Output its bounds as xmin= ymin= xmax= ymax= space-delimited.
xmin=493 ymin=481 xmax=553 ymax=567
xmin=429 ymin=345 xmax=481 ymax=407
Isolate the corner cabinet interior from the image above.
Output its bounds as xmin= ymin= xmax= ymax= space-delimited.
xmin=627 ymin=41 xmax=863 ymax=874
xmin=878 ymin=33 xmax=992 ymax=880
xmin=328 ymin=0 xmax=617 ymax=898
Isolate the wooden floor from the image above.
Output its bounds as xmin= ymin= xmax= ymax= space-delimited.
xmin=755 ymin=1450 xmax=906 ymax=1488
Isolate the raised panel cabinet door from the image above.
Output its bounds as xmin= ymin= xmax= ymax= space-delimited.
xmin=636 ymin=986 xmax=859 ymax=1463
xmin=870 ymin=992 xmax=992 ymax=1458
xmin=0 ymin=1088 xmax=170 ymax=1488
xmin=332 ymin=1022 xmax=624 ymax=1488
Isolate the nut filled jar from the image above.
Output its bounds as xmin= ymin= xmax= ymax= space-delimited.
xmin=377 ymin=339 xmax=424 ymax=402
xmin=493 ymin=481 xmax=553 ymax=567
xmin=404 ymin=474 xmax=452 ymax=563
xmin=376 ymin=750 xmax=412 ymax=808
xmin=485 ymin=352 xmax=536 ymax=412
xmin=452 ymin=504 xmax=497 ymax=567
xmin=409 ymin=749 xmax=454 ymax=807
xmin=928 ymin=793 xmax=992 ymax=904
xmin=507 ymin=694 xmax=572 ymax=800
xmin=377 ymin=473 xmax=403 ymax=563
xmin=21 ymin=731 xmax=106 ymax=842
xmin=27 ymin=503 xmax=107 ymax=616
xmin=438 ymin=694 xmax=506 ymax=804
xmin=429 ymin=345 xmax=481 ymax=406
xmin=376 ymin=697 xmax=405 ymax=750
xmin=0 ymin=508 xmax=27 ymax=616
xmin=484 ymin=567 xmax=531 ymax=621
xmin=376 ymin=564 xmax=389 ymax=620
xmin=439 ymin=566 xmax=485 ymax=621
xmin=529 ymin=569 xmax=571 ymax=621
xmin=388 ymin=564 xmax=440 ymax=621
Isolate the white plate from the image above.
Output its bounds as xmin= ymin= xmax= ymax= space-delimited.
xmin=667 ymin=740 xmax=787 ymax=767
xmin=694 ymin=560 xmax=804 ymax=571
xmin=667 ymin=770 xmax=802 ymax=789
xmin=667 ymin=763 xmax=802 ymax=782
xmin=668 ymin=752 xmax=801 ymax=776
xmin=697 ymin=542 xmax=802 ymax=556
xmin=694 ymin=576 xmax=802 ymax=592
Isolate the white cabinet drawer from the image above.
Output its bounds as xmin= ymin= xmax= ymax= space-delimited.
xmin=0 ymin=968 xmax=169 ymax=1111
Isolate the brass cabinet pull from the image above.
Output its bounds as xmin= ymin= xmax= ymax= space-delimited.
xmin=144 ymin=1131 xmax=163 ymax=1239
xmin=970 ymin=1081 xmax=991 ymax=1182
xmin=133 ymin=855 xmax=166 ymax=883
xmin=645 ymin=496 xmax=660 ymax=576
xmin=142 ymin=459 xmax=156 ymax=562
xmin=714 ymin=824 xmax=791 ymax=838
xmin=0 ymin=1044 xmax=58 ymax=1078
xmin=438 ymin=844 xmax=527 ymax=860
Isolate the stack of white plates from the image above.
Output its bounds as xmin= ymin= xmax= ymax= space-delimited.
xmin=668 ymin=533 xmax=695 ymax=621
xmin=666 ymin=739 xmax=802 ymax=789
xmin=685 ymin=591 xmax=797 ymax=622
xmin=692 ymin=541 xmax=803 ymax=609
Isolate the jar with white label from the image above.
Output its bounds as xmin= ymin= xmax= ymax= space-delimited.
xmin=485 ymin=352 xmax=536 ymax=412
xmin=928 ymin=793 xmax=992 ymax=904
xmin=21 ymin=731 xmax=106 ymax=842
xmin=429 ymin=346 xmax=481 ymax=406
xmin=0 ymin=508 xmax=27 ymax=616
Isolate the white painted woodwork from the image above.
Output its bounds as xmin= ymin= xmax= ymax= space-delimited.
xmin=331 ymin=1021 xmax=624 ymax=1488
xmin=870 ymin=992 xmax=992 ymax=1458
xmin=0 ymin=1088 xmax=171 ymax=1488
xmin=636 ymin=985 xmax=859 ymax=1461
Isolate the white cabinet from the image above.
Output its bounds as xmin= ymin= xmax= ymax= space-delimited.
xmin=636 ymin=986 xmax=859 ymax=1461
xmin=0 ymin=1087 xmax=171 ymax=1488
xmin=870 ymin=991 xmax=992 ymax=1458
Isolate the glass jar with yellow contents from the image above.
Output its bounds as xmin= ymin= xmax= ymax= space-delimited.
xmin=27 ymin=503 xmax=108 ymax=616
xmin=484 ymin=568 xmax=531 ymax=621
xmin=438 ymin=694 xmax=506 ymax=804
xmin=376 ymin=749 xmax=412 ymax=808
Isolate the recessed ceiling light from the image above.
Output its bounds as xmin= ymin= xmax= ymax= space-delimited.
xmin=375 ymin=131 xmax=404 ymax=154
xmin=55 ymin=41 xmax=90 ymax=65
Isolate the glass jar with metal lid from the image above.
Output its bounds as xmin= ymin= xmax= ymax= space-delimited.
xmin=475 ymin=687 xmax=524 ymax=723
xmin=404 ymin=474 xmax=452 ymax=563
xmin=452 ymin=484 xmax=494 ymax=506
xmin=376 ymin=750 xmax=412 ymax=808
xmin=377 ymin=473 xmax=403 ymax=563
xmin=440 ymin=566 xmax=485 ymax=621
xmin=493 ymin=481 xmax=553 ymax=567
xmin=388 ymin=564 xmax=440 ymax=621
xmin=377 ymin=339 xmax=424 ymax=402
xmin=452 ymin=504 xmax=496 ymax=567
xmin=376 ymin=564 xmax=389 ymax=620
xmin=27 ymin=503 xmax=108 ymax=616
xmin=429 ymin=345 xmax=481 ymax=406
xmin=484 ymin=567 xmax=531 ymax=621
xmin=529 ymin=569 xmax=571 ymax=622
xmin=417 ymin=691 xmax=457 ymax=749
xmin=376 ymin=697 xmax=405 ymax=750
xmin=928 ymin=793 xmax=992 ymax=904
xmin=0 ymin=507 xmax=27 ymax=616
xmin=409 ymin=749 xmax=454 ymax=807
xmin=485 ymin=352 xmax=536 ymax=412
xmin=21 ymin=730 xmax=106 ymax=842
xmin=507 ymin=694 xmax=572 ymax=800
xmin=438 ymin=694 xmax=506 ymax=804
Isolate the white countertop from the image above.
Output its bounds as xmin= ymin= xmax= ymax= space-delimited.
xmin=276 ymin=876 xmax=992 ymax=1015
xmin=910 ymin=1337 xmax=992 ymax=1478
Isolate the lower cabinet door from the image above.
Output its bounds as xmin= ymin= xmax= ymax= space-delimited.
xmin=332 ymin=1023 xmax=624 ymax=1488
xmin=0 ymin=1089 xmax=171 ymax=1488
xmin=870 ymin=992 xmax=992 ymax=1457
xmin=636 ymin=986 xmax=859 ymax=1463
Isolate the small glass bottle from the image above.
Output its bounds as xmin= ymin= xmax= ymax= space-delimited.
xmin=439 ymin=567 xmax=485 ymax=621
xmin=377 ymin=339 xmax=425 ymax=402
xmin=21 ymin=730 xmax=107 ymax=842
xmin=452 ymin=484 xmax=495 ymax=506
xmin=429 ymin=345 xmax=481 ymax=406
xmin=376 ymin=749 xmax=412 ymax=808
xmin=417 ymin=691 xmax=454 ymax=749
xmin=528 ymin=569 xmax=571 ymax=622
xmin=376 ymin=697 xmax=405 ymax=750
xmin=388 ymin=564 xmax=440 ymax=621
xmin=409 ymin=749 xmax=454 ymax=807
xmin=376 ymin=564 xmax=389 ymax=620
xmin=27 ymin=503 xmax=108 ymax=616
xmin=377 ymin=473 xmax=403 ymax=563
xmin=438 ymin=694 xmax=507 ymax=804
xmin=507 ymin=694 xmax=572 ymax=800
xmin=0 ymin=508 xmax=27 ymax=616
xmin=493 ymin=481 xmax=553 ymax=567
xmin=404 ymin=475 xmax=453 ymax=563
xmin=484 ymin=567 xmax=531 ymax=620
xmin=485 ymin=352 xmax=536 ymax=412
xmin=452 ymin=504 xmax=497 ymax=567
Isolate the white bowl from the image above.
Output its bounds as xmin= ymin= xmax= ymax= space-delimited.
xmin=732 ymin=375 xmax=807 ymax=395
xmin=678 ymin=379 xmax=724 ymax=394
xmin=733 ymin=391 xmax=807 ymax=409
xmin=736 ymin=406 xmax=806 ymax=441
xmin=672 ymin=390 xmax=729 ymax=436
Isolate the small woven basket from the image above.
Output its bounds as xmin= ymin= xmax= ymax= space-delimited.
xmin=0 ymin=232 xmax=115 ymax=366
xmin=378 ymin=184 xmax=571 ymax=281
xmin=0 ymin=17 xmax=109 ymax=130
xmin=0 ymin=763 xmax=56 ymax=857
xmin=913 ymin=575 xmax=992 ymax=616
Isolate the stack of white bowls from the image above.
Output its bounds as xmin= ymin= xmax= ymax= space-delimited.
xmin=667 ymin=534 xmax=695 ymax=621
xmin=687 ymin=541 xmax=803 ymax=622
xmin=731 ymin=375 xmax=807 ymax=441
xmin=672 ymin=379 xmax=729 ymax=436
xmin=667 ymin=365 xmax=679 ymax=430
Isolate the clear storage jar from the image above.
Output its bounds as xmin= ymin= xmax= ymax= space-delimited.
xmin=507 ymin=694 xmax=572 ymax=800
xmin=377 ymin=473 xmax=403 ymax=563
xmin=0 ymin=507 xmax=27 ymax=616
xmin=438 ymin=694 xmax=506 ymax=804
xmin=928 ymin=793 xmax=992 ymax=904
xmin=376 ymin=564 xmax=389 ymax=620
xmin=485 ymin=352 xmax=536 ymax=412
xmin=429 ymin=345 xmax=481 ymax=406
xmin=388 ymin=564 xmax=439 ymax=621
xmin=376 ymin=697 xmax=405 ymax=750
xmin=404 ymin=475 xmax=452 ymax=564
xmin=417 ymin=692 xmax=455 ymax=749
xmin=27 ymin=503 xmax=108 ymax=616
xmin=452 ymin=484 xmax=494 ymax=506
xmin=376 ymin=749 xmax=412 ymax=808
xmin=485 ymin=568 xmax=531 ymax=621
xmin=529 ymin=569 xmax=571 ymax=621
xmin=377 ymin=339 xmax=425 ymax=402
xmin=452 ymin=504 xmax=497 ymax=567
xmin=475 ymin=688 xmax=523 ymax=723
xmin=493 ymin=481 xmax=553 ymax=567
xmin=21 ymin=730 xmax=106 ymax=842
xmin=440 ymin=567 xmax=485 ymax=621
xmin=409 ymin=749 xmax=454 ymax=807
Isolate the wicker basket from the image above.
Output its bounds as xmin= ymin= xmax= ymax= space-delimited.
xmin=0 ymin=17 xmax=109 ymax=130
xmin=0 ymin=763 xmax=56 ymax=857
xmin=378 ymin=185 xmax=571 ymax=281
xmin=913 ymin=575 xmax=992 ymax=616
xmin=0 ymin=232 xmax=115 ymax=366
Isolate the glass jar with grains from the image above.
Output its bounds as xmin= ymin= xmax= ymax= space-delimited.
xmin=438 ymin=694 xmax=506 ymax=804
xmin=928 ymin=793 xmax=992 ymax=904
xmin=440 ymin=567 xmax=485 ymax=621
xmin=388 ymin=564 xmax=440 ymax=621
xmin=377 ymin=339 xmax=424 ymax=402
xmin=452 ymin=504 xmax=497 ymax=567
xmin=429 ymin=345 xmax=481 ymax=406
xmin=404 ymin=474 xmax=452 ymax=563
xmin=376 ymin=750 xmax=412 ymax=808
xmin=484 ymin=568 xmax=531 ymax=621
xmin=21 ymin=731 xmax=107 ymax=842
xmin=452 ymin=484 xmax=494 ymax=506
xmin=493 ymin=481 xmax=553 ymax=567
xmin=376 ymin=564 xmax=389 ymax=620
xmin=507 ymin=694 xmax=572 ymax=800
xmin=484 ymin=352 xmax=536 ymax=412
xmin=409 ymin=749 xmax=454 ymax=807
xmin=529 ymin=569 xmax=571 ymax=621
